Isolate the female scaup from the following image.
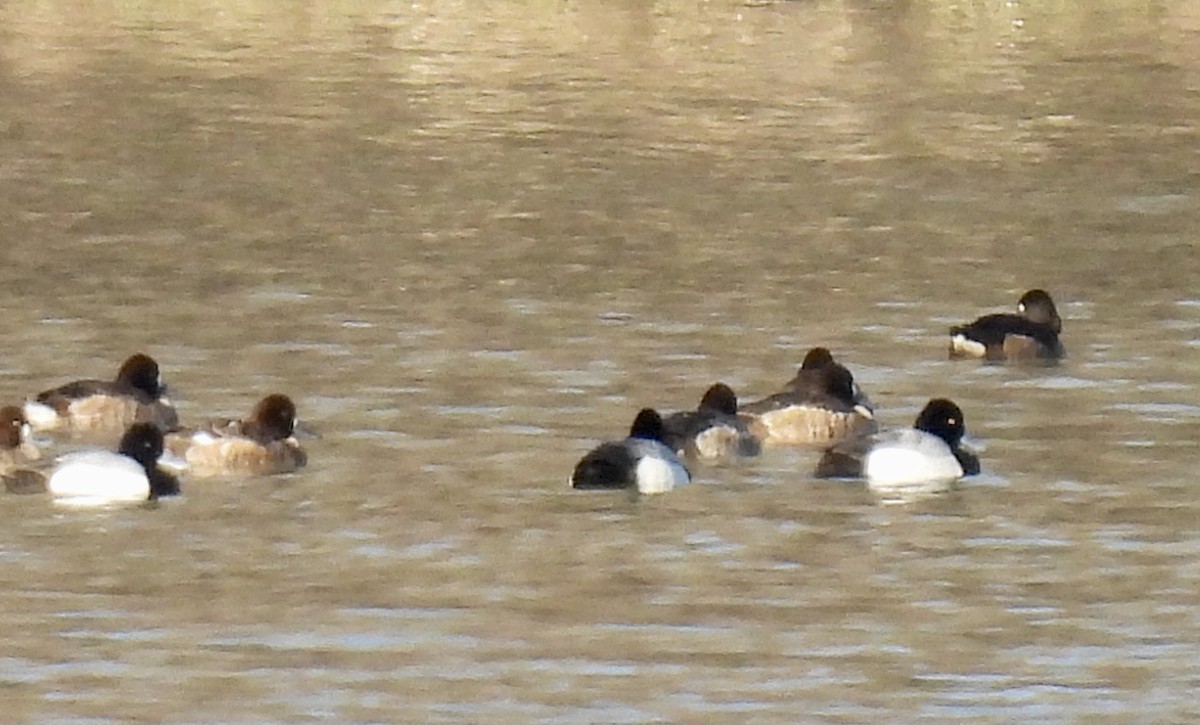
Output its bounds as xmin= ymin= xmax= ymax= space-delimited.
xmin=0 ymin=405 xmax=38 ymax=465
xmin=571 ymin=408 xmax=691 ymax=494
xmin=741 ymin=348 xmax=876 ymax=447
xmin=166 ymin=393 xmax=307 ymax=477
xmin=48 ymin=422 xmax=181 ymax=505
xmin=661 ymin=383 xmax=761 ymax=460
xmin=949 ymin=289 xmax=1065 ymax=362
xmin=0 ymin=406 xmax=45 ymax=494
xmin=817 ymin=398 xmax=979 ymax=492
xmin=24 ymin=353 xmax=179 ymax=438
xmin=781 ymin=347 xmax=875 ymax=409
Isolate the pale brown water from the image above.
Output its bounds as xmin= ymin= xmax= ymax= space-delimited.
xmin=2 ymin=0 xmax=1200 ymax=722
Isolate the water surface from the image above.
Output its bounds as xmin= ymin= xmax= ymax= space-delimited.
xmin=1 ymin=1 xmax=1199 ymax=722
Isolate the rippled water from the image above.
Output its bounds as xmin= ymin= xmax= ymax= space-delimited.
xmin=2 ymin=0 xmax=1200 ymax=721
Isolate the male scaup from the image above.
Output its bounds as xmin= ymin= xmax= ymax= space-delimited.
xmin=48 ymin=422 xmax=181 ymax=505
xmin=661 ymin=383 xmax=761 ymax=460
xmin=741 ymin=348 xmax=876 ymax=447
xmin=571 ymin=408 xmax=691 ymax=494
xmin=817 ymin=398 xmax=979 ymax=492
xmin=24 ymin=353 xmax=179 ymax=438
xmin=166 ymin=393 xmax=307 ymax=477
xmin=949 ymin=289 xmax=1065 ymax=361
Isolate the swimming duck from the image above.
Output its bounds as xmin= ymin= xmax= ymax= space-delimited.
xmin=48 ymin=422 xmax=181 ymax=505
xmin=24 ymin=353 xmax=179 ymax=439
xmin=166 ymin=394 xmax=307 ymax=477
xmin=741 ymin=348 xmax=876 ymax=447
xmin=571 ymin=408 xmax=691 ymax=494
xmin=949 ymin=289 xmax=1065 ymax=361
xmin=0 ymin=406 xmax=44 ymax=494
xmin=661 ymin=383 xmax=761 ymax=460
xmin=816 ymin=398 xmax=980 ymax=492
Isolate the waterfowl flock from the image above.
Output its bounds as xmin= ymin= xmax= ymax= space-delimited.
xmin=2 ymin=290 xmax=1063 ymax=506
xmin=572 ymin=289 xmax=1064 ymax=499
xmin=2 ymin=354 xmax=308 ymax=506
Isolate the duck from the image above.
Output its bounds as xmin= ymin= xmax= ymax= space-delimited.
xmin=949 ymin=289 xmax=1065 ymax=361
xmin=23 ymin=353 xmax=179 ymax=439
xmin=571 ymin=408 xmax=691 ymax=494
xmin=660 ymin=383 xmax=761 ymax=460
xmin=165 ymin=394 xmax=307 ymax=477
xmin=816 ymin=398 xmax=980 ymax=492
xmin=0 ymin=406 xmax=45 ymax=494
xmin=47 ymin=422 xmax=181 ymax=505
xmin=740 ymin=348 xmax=876 ymax=447
xmin=781 ymin=347 xmax=875 ymax=409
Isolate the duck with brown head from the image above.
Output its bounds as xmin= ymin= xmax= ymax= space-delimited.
xmin=741 ymin=348 xmax=876 ymax=447
xmin=0 ymin=406 xmax=45 ymax=494
xmin=660 ymin=383 xmax=761 ymax=460
xmin=166 ymin=394 xmax=308 ymax=478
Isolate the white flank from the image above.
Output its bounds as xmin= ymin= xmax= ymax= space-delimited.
xmin=950 ymin=334 xmax=987 ymax=358
xmin=635 ymin=455 xmax=689 ymax=494
xmin=864 ymin=429 xmax=963 ymax=490
xmin=48 ymin=451 xmax=149 ymax=504
xmin=22 ymin=401 xmax=61 ymax=430
xmin=627 ymin=439 xmax=690 ymax=494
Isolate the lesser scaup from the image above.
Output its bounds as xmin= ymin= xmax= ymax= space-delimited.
xmin=661 ymin=383 xmax=761 ymax=460
xmin=24 ymin=353 xmax=179 ymax=438
xmin=48 ymin=422 xmax=181 ymax=505
xmin=166 ymin=393 xmax=307 ymax=477
xmin=741 ymin=348 xmax=876 ymax=447
xmin=817 ymin=398 xmax=979 ymax=492
xmin=0 ymin=406 xmax=45 ymax=494
xmin=781 ymin=347 xmax=875 ymax=409
xmin=949 ymin=289 xmax=1065 ymax=361
xmin=571 ymin=408 xmax=691 ymax=494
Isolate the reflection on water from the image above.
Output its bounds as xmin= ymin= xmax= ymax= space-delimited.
xmin=1 ymin=0 xmax=1200 ymax=721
